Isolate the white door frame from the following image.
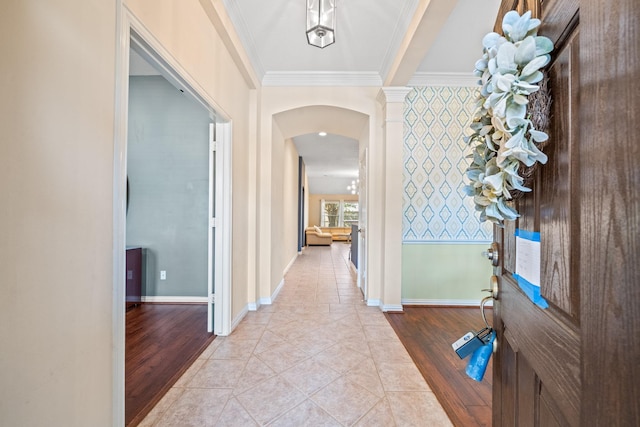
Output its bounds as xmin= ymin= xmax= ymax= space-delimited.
xmin=357 ymin=147 xmax=368 ymax=298
xmin=212 ymin=122 xmax=232 ymax=336
xmin=113 ymin=6 xmax=233 ymax=424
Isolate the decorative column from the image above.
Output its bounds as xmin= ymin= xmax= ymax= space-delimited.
xmin=377 ymin=87 xmax=411 ymax=311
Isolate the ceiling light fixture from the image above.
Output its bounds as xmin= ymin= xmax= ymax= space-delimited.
xmin=306 ymin=0 xmax=336 ymax=49
xmin=347 ymin=180 xmax=358 ymax=195
xmin=318 ymin=131 xmax=327 ymax=136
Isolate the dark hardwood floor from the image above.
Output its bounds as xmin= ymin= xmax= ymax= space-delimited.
xmin=125 ymin=303 xmax=215 ymax=426
xmin=386 ymin=306 xmax=493 ymax=427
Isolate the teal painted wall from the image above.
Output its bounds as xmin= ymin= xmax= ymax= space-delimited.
xmin=127 ymin=76 xmax=210 ymax=297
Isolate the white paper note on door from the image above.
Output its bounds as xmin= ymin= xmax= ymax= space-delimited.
xmin=515 ymin=230 xmax=541 ymax=287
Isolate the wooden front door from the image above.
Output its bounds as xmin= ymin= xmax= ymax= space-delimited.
xmin=492 ymin=0 xmax=640 ymax=425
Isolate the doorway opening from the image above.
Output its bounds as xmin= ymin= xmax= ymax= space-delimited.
xmin=272 ymin=106 xmax=369 ymax=301
xmin=114 ymin=12 xmax=232 ymax=425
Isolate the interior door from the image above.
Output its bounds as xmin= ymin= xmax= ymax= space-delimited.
xmin=492 ymin=1 xmax=581 ymax=425
xmin=492 ymin=1 xmax=640 ymax=425
xmin=207 ymin=123 xmax=216 ymax=333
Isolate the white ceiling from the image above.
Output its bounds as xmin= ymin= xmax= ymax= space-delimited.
xmin=130 ymin=0 xmax=501 ymax=195
xmin=224 ymin=0 xmax=501 ymax=85
xmin=294 ymin=133 xmax=360 ymax=194
xmin=224 ymin=0 xmax=500 ymax=194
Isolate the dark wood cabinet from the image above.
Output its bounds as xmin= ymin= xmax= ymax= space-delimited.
xmin=126 ymin=247 xmax=142 ymax=309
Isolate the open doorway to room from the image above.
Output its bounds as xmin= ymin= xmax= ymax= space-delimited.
xmin=294 ymin=132 xmax=360 ymax=266
xmin=114 ymin=22 xmax=233 ymax=424
xmin=124 ymin=44 xmax=215 ymax=426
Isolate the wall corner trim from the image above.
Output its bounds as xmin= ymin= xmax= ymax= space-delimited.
xmin=229 ymin=305 xmax=249 ymax=334
xmin=382 ymin=304 xmax=404 ymax=312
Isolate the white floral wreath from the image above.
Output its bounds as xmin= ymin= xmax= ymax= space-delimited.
xmin=463 ymin=11 xmax=554 ymax=225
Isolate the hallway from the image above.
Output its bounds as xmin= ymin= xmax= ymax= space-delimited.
xmin=140 ymin=243 xmax=452 ymax=426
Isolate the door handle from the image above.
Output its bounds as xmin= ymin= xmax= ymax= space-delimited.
xmin=482 ymin=275 xmax=499 ymax=299
xmin=482 ymin=242 xmax=499 ymax=267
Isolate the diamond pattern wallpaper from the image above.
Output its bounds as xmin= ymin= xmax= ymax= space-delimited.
xmin=403 ymin=86 xmax=492 ymax=242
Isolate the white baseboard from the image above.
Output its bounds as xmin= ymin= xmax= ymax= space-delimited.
xmin=248 ymin=302 xmax=258 ymax=311
xmin=283 ymin=254 xmax=298 ymax=276
xmin=382 ymin=304 xmax=404 ymax=312
xmin=231 ymin=306 xmax=248 ymax=332
xmin=366 ymin=299 xmax=381 ymax=307
xmin=259 ymin=297 xmax=272 ymax=305
xmin=141 ymin=296 xmax=208 ymax=303
xmin=401 ymin=298 xmax=493 ymax=307
xmin=256 ymin=277 xmax=286 ymax=306
xmin=272 ymin=279 xmax=285 ymax=301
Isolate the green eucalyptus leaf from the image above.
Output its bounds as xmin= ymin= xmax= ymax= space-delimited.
xmin=496 ymin=43 xmax=517 ymax=73
xmin=513 ymin=80 xmax=540 ymax=94
xmin=504 ymin=10 xmax=532 ymax=42
xmin=463 ymin=185 xmax=477 ymax=196
xmin=506 ymin=102 xmax=527 ymax=124
xmin=486 ymin=203 xmax=504 ymax=221
xmin=535 ymin=36 xmax=554 ymax=55
xmin=512 ymin=93 xmax=529 ymax=105
xmin=525 ymin=139 xmax=548 ymax=164
xmin=488 ymin=57 xmax=498 ymax=75
xmin=521 ymin=54 xmax=550 ymax=77
xmin=475 ymin=58 xmax=488 ymax=71
xmin=521 ymin=70 xmax=543 ymax=84
xmin=514 ymin=36 xmax=537 ymax=65
xmin=497 ymin=198 xmax=519 ymax=220
xmin=529 ymin=129 xmax=548 ymax=142
xmin=493 ymin=96 xmax=508 ymax=118
xmin=483 ymin=32 xmax=501 ymax=49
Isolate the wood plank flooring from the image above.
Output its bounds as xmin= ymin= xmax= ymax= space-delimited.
xmin=125 ymin=304 xmax=215 ymax=426
xmin=386 ymin=306 xmax=493 ymax=427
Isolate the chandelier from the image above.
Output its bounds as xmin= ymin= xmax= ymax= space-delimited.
xmin=306 ymin=0 xmax=336 ymax=48
xmin=347 ymin=179 xmax=359 ymax=195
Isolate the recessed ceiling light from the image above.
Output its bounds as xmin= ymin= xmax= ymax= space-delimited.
xmin=318 ymin=131 xmax=327 ymax=137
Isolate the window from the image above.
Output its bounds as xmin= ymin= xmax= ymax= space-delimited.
xmin=321 ymin=200 xmax=359 ymax=227
xmin=322 ymin=201 xmax=340 ymax=227
xmin=343 ymin=202 xmax=359 ymax=227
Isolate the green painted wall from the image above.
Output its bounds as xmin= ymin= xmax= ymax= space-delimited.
xmin=402 ymin=243 xmax=493 ymax=303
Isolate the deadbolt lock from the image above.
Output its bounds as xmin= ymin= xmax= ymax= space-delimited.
xmin=482 ymin=242 xmax=500 ymax=267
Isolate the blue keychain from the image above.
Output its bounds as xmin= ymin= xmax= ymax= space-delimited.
xmin=465 ymin=329 xmax=495 ymax=382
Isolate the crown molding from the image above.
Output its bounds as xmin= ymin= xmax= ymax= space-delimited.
xmin=377 ymin=86 xmax=412 ymax=104
xmin=379 ymin=0 xmax=421 ymax=83
xmin=408 ymin=72 xmax=479 ymax=87
xmin=262 ymin=71 xmax=383 ymax=87
xmin=261 ymin=71 xmax=479 ymax=88
xmin=222 ymin=0 xmax=265 ymax=81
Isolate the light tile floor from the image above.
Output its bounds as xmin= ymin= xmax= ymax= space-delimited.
xmin=140 ymin=244 xmax=452 ymax=426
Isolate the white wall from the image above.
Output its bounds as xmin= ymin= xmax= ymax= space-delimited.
xmin=267 ymin=128 xmax=301 ymax=296
xmin=0 ymin=1 xmax=116 ymax=424
xmin=0 ymin=0 xmax=256 ymax=424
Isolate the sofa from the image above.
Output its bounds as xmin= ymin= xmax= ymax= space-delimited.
xmin=321 ymin=227 xmax=352 ymax=242
xmin=305 ymin=226 xmax=332 ymax=246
